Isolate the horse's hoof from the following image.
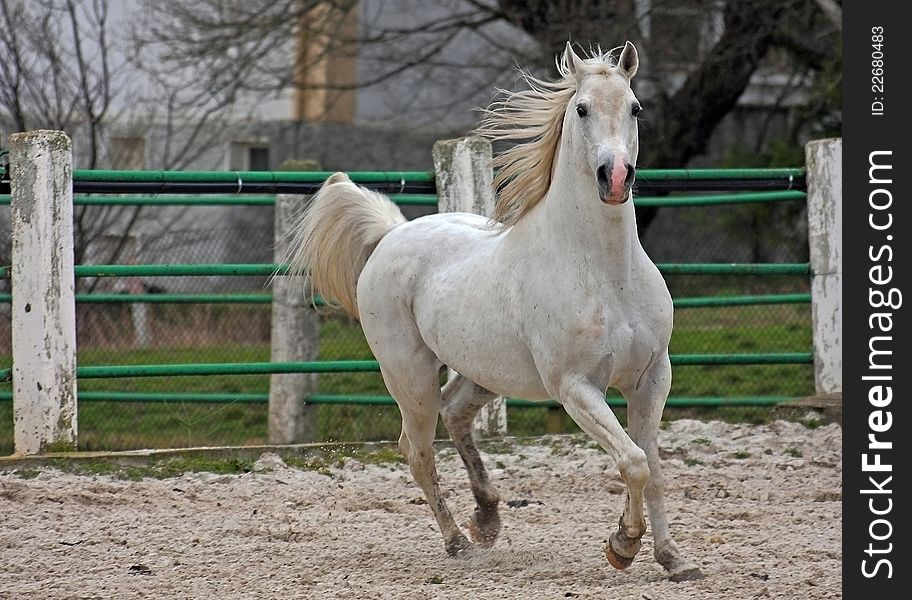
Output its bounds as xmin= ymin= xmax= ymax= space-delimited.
xmin=445 ymin=534 xmax=472 ymax=557
xmin=468 ymin=513 xmax=500 ymax=548
xmin=669 ymin=566 xmax=705 ymax=582
xmin=604 ymin=543 xmax=635 ymax=570
xmin=604 ymin=529 xmax=642 ymax=570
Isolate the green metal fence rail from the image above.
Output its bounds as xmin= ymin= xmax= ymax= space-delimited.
xmin=0 ymin=390 xmax=797 ymax=407
xmin=303 ymin=395 xmax=796 ymax=408
xmin=672 ymin=293 xmax=811 ymax=308
xmin=0 ymin=291 xmax=812 ymax=307
xmin=0 ymin=194 xmax=438 ymax=206
xmin=67 ymin=169 xmax=437 ymax=195
xmin=0 ymin=353 xmax=813 ymax=384
xmin=0 ymin=262 xmax=812 ymax=280
xmin=0 ymin=391 xmax=797 ymax=407
xmin=631 ymin=190 xmax=806 ymax=207
xmin=658 ymin=263 xmax=811 ymax=276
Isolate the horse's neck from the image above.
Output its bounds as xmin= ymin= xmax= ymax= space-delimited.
xmin=515 ymin=162 xmax=641 ymax=279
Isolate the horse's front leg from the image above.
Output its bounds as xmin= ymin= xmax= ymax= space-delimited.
xmin=623 ymin=353 xmax=704 ymax=581
xmin=558 ymin=378 xmax=649 ymax=569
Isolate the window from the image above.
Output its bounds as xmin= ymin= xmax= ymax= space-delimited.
xmin=228 ymin=142 xmax=271 ymax=171
xmin=248 ymin=147 xmax=270 ymax=171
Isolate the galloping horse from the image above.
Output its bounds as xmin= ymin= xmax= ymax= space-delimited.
xmin=285 ymin=41 xmax=702 ymax=581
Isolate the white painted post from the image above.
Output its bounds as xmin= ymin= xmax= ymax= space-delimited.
xmin=124 ymin=237 xmax=150 ymax=348
xmin=130 ymin=297 xmax=150 ymax=348
xmin=432 ymin=136 xmax=507 ymax=437
xmin=269 ymin=189 xmax=319 ymax=444
xmin=10 ymin=130 xmax=78 ymax=455
xmin=805 ymin=138 xmax=842 ymax=394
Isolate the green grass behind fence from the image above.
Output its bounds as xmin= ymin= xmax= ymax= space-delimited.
xmin=0 ymin=304 xmax=814 ymax=452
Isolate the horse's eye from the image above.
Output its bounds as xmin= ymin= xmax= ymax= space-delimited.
xmin=576 ymin=104 xmax=588 ymax=118
xmin=631 ymin=103 xmax=642 ymax=117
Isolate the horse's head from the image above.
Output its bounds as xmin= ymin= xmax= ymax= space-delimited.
xmin=562 ymin=41 xmax=640 ymax=206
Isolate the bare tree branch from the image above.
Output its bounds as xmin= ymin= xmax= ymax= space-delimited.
xmin=0 ymin=0 xmax=248 ymax=292
xmin=0 ymin=1 xmax=29 ymax=131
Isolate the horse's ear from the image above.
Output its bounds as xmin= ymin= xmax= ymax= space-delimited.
xmin=617 ymin=41 xmax=639 ymax=79
xmin=564 ymin=41 xmax=586 ymax=76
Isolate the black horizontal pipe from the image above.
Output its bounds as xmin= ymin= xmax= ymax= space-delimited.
xmin=0 ymin=177 xmax=806 ymax=197
xmin=634 ymin=179 xmax=805 ymax=192
xmin=66 ymin=181 xmax=438 ymax=195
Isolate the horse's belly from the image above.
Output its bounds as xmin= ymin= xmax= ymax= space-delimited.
xmin=415 ymin=279 xmax=550 ymax=399
xmin=430 ymin=326 xmax=551 ymax=401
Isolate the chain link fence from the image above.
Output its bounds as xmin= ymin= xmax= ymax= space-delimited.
xmin=0 ymin=199 xmax=814 ymax=453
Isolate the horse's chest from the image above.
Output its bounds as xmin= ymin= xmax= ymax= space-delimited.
xmin=539 ymin=280 xmax=671 ymax=384
xmin=573 ymin=307 xmax=659 ymax=357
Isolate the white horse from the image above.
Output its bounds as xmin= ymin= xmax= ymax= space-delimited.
xmin=286 ymin=41 xmax=702 ymax=581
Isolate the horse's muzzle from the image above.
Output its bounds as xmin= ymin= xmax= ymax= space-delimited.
xmin=597 ymin=159 xmax=635 ymax=205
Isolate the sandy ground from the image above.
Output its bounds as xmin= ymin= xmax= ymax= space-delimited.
xmin=0 ymin=419 xmax=841 ymax=599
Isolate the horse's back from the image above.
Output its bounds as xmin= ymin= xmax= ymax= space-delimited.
xmin=358 ymin=212 xmax=497 ymax=297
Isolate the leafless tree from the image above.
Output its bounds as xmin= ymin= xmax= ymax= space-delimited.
xmin=0 ymin=0 xmax=245 ymax=285
xmin=134 ymin=0 xmax=840 ymax=232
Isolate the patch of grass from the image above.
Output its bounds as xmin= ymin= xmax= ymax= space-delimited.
xmin=333 ymin=446 xmax=406 ymax=466
xmin=41 ymin=456 xmax=255 ymax=480
xmin=284 ymin=456 xmax=333 ymax=477
xmin=43 ymin=440 xmax=77 ymax=453
xmin=283 ymin=445 xmax=405 ymax=475
xmin=52 ymin=459 xmax=133 ymax=479
xmin=546 ymin=437 xmax=573 ymax=456
xmin=0 ymin=401 xmax=10 ymax=455
xmin=161 ymin=457 xmax=254 ymax=477
xmin=692 ymin=437 xmax=711 ymax=446
xmin=14 ymin=468 xmax=41 ymax=479
xmin=684 ymin=457 xmax=702 ymax=467
xmin=784 ymin=447 xmax=803 ymax=458
xmin=662 ymin=405 xmax=774 ymax=426
xmin=74 ymin=400 xmax=269 ymax=451
xmin=480 ymin=439 xmax=516 ymax=455
xmin=733 ymin=450 xmax=751 ymax=459
xmin=801 ymin=418 xmax=822 ymax=429
xmin=666 ymin=304 xmax=813 ymax=401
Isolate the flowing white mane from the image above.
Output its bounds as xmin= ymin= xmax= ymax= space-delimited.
xmin=475 ymin=46 xmax=622 ymax=227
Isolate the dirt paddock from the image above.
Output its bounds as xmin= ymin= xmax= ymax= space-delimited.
xmin=0 ymin=419 xmax=841 ymax=599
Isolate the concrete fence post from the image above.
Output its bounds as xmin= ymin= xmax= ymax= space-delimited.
xmin=269 ymin=160 xmax=320 ymax=444
xmin=10 ymin=130 xmax=78 ymax=455
xmin=805 ymin=138 xmax=842 ymax=395
xmin=432 ymin=136 xmax=507 ymax=437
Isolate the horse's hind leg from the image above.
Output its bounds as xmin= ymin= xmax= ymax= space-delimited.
xmin=381 ymin=356 xmax=471 ymax=556
xmin=440 ymin=374 xmax=501 ymax=547
xmin=624 ymin=353 xmax=703 ymax=581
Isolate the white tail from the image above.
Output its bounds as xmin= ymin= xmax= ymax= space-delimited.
xmin=284 ymin=172 xmax=406 ymax=318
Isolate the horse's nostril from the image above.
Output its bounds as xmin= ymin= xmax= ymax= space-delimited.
xmin=596 ymin=164 xmax=609 ymax=185
xmin=624 ymin=163 xmax=636 ymax=187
